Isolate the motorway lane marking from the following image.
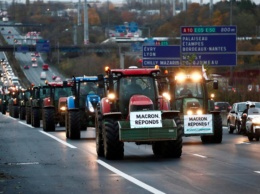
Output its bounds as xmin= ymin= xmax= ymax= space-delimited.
xmin=193 ymin=154 xmax=207 ymax=158
xmin=97 ymin=160 xmax=165 ymax=194
xmin=39 ymin=130 xmax=77 ymax=149
xmin=18 ymin=121 xmax=34 ymax=128
xmin=254 ymin=171 xmax=260 ymax=174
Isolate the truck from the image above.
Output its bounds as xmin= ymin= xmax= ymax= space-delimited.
xmin=95 ymin=66 xmax=183 ymax=160
xmin=165 ymin=68 xmax=222 ymax=143
xmin=42 ymin=81 xmax=73 ymax=131
xmin=65 ymin=75 xmax=105 ymax=139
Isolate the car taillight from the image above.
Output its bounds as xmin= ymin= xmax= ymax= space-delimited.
xmin=215 ymin=106 xmax=219 ymax=110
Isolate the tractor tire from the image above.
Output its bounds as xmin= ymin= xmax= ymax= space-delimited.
xmin=26 ymin=107 xmax=31 ymax=124
xmin=227 ymin=120 xmax=234 ymax=134
xmin=32 ymin=108 xmax=40 ymax=128
xmin=256 ymin=136 xmax=260 ymax=141
xmin=2 ymin=105 xmax=6 ymax=115
xmin=212 ymin=114 xmax=223 ymax=143
xmin=9 ymin=105 xmax=12 ymax=117
xmin=20 ymin=106 xmax=26 ymax=120
xmin=152 ymin=142 xmax=162 ymax=156
xmin=65 ymin=113 xmax=69 ymax=138
xmin=160 ymin=117 xmax=183 ymax=158
xmin=13 ymin=106 xmax=19 ymax=118
xmin=248 ymin=134 xmax=253 ymax=141
xmin=95 ymin=107 xmax=104 ymax=157
xmin=43 ymin=108 xmax=55 ymax=132
xmin=103 ymin=118 xmax=124 ymax=160
xmin=201 ymin=114 xmax=222 ymax=144
xmin=68 ymin=110 xmax=80 ymax=139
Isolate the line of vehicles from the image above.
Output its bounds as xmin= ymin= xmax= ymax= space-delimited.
xmin=1 ymin=65 xmax=232 ymax=160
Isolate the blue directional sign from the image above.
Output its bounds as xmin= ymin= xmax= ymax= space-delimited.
xmin=181 ymin=26 xmax=237 ymax=66
xmin=17 ymin=45 xmax=28 ymax=53
xmin=143 ymin=46 xmax=180 ymax=58
xmin=36 ymin=39 xmax=50 ymax=52
xmin=142 ymin=45 xmax=180 ymax=67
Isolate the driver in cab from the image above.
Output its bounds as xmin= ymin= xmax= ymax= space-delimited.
xmin=180 ymin=84 xmax=192 ymax=97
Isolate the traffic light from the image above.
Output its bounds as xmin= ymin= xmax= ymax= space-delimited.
xmin=155 ymin=40 xmax=168 ymax=46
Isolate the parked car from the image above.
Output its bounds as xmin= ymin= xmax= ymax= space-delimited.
xmin=214 ymin=102 xmax=232 ymax=112
xmin=245 ymin=107 xmax=260 ymax=141
xmin=227 ymin=101 xmax=260 ymax=134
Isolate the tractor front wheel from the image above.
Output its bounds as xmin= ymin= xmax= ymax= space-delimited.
xmin=103 ymin=118 xmax=124 ymax=160
xmin=68 ymin=110 xmax=80 ymax=139
xmin=43 ymin=108 xmax=55 ymax=132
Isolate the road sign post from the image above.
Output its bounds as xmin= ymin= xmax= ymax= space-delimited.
xmin=181 ymin=26 xmax=237 ymax=66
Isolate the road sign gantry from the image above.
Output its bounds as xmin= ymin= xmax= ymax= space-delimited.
xmin=181 ymin=26 xmax=237 ymax=66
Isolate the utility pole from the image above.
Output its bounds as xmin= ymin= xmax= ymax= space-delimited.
xmin=78 ymin=0 xmax=81 ymax=26
xmin=83 ymin=0 xmax=89 ymax=45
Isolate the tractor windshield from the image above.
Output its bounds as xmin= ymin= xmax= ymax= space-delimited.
xmin=79 ymin=82 xmax=102 ymax=96
xmin=172 ymin=82 xmax=204 ymax=113
xmin=175 ymin=82 xmax=203 ymax=98
xmin=118 ymin=76 xmax=156 ymax=116
xmin=54 ymin=87 xmax=72 ymax=100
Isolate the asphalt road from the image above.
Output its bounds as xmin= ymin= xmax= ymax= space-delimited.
xmin=1 ymin=113 xmax=260 ymax=194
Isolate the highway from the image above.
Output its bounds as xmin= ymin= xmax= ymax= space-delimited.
xmin=0 ymin=24 xmax=65 ymax=86
xmin=0 ymin=113 xmax=260 ymax=194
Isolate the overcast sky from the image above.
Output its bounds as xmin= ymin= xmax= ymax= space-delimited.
xmin=18 ymin=0 xmax=260 ymax=5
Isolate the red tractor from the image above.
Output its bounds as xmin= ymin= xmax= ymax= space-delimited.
xmin=42 ymin=81 xmax=73 ymax=131
xmin=95 ymin=66 xmax=183 ymax=160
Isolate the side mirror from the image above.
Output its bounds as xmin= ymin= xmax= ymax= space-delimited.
xmin=213 ymin=80 xmax=218 ymax=89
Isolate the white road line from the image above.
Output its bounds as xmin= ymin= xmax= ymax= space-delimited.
xmin=254 ymin=171 xmax=260 ymax=174
xmin=193 ymin=154 xmax=207 ymax=158
xmin=97 ymin=160 xmax=165 ymax=194
xmin=18 ymin=121 xmax=34 ymax=128
xmin=39 ymin=130 xmax=77 ymax=149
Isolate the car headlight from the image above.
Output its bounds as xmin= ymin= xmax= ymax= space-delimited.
xmin=252 ymin=117 xmax=260 ymax=124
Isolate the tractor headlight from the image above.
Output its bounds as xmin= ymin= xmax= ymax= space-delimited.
xmin=60 ymin=106 xmax=67 ymax=111
xmin=252 ymin=117 xmax=260 ymax=124
xmin=108 ymin=93 xmax=116 ymax=100
xmin=162 ymin=92 xmax=171 ymax=101
xmin=88 ymin=101 xmax=95 ymax=113
xmin=187 ymin=109 xmax=203 ymax=115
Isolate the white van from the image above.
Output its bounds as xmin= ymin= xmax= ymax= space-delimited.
xmin=40 ymin=71 xmax=47 ymax=80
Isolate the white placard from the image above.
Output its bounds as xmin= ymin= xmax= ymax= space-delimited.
xmin=130 ymin=111 xmax=162 ymax=128
xmin=184 ymin=114 xmax=213 ymax=134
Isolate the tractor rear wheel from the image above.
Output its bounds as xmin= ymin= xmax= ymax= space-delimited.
xmin=95 ymin=107 xmax=104 ymax=157
xmin=68 ymin=110 xmax=80 ymax=139
xmin=201 ymin=114 xmax=223 ymax=144
xmin=43 ymin=108 xmax=55 ymax=132
xmin=32 ymin=108 xmax=40 ymax=127
xmin=20 ymin=106 xmax=26 ymax=120
xmin=13 ymin=106 xmax=19 ymax=118
xmin=103 ymin=118 xmax=124 ymax=160
xmin=26 ymin=107 xmax=31 ymax=124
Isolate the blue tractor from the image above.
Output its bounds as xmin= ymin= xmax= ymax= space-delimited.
xmin=65 ymin=75 xmax=105 ymax=139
